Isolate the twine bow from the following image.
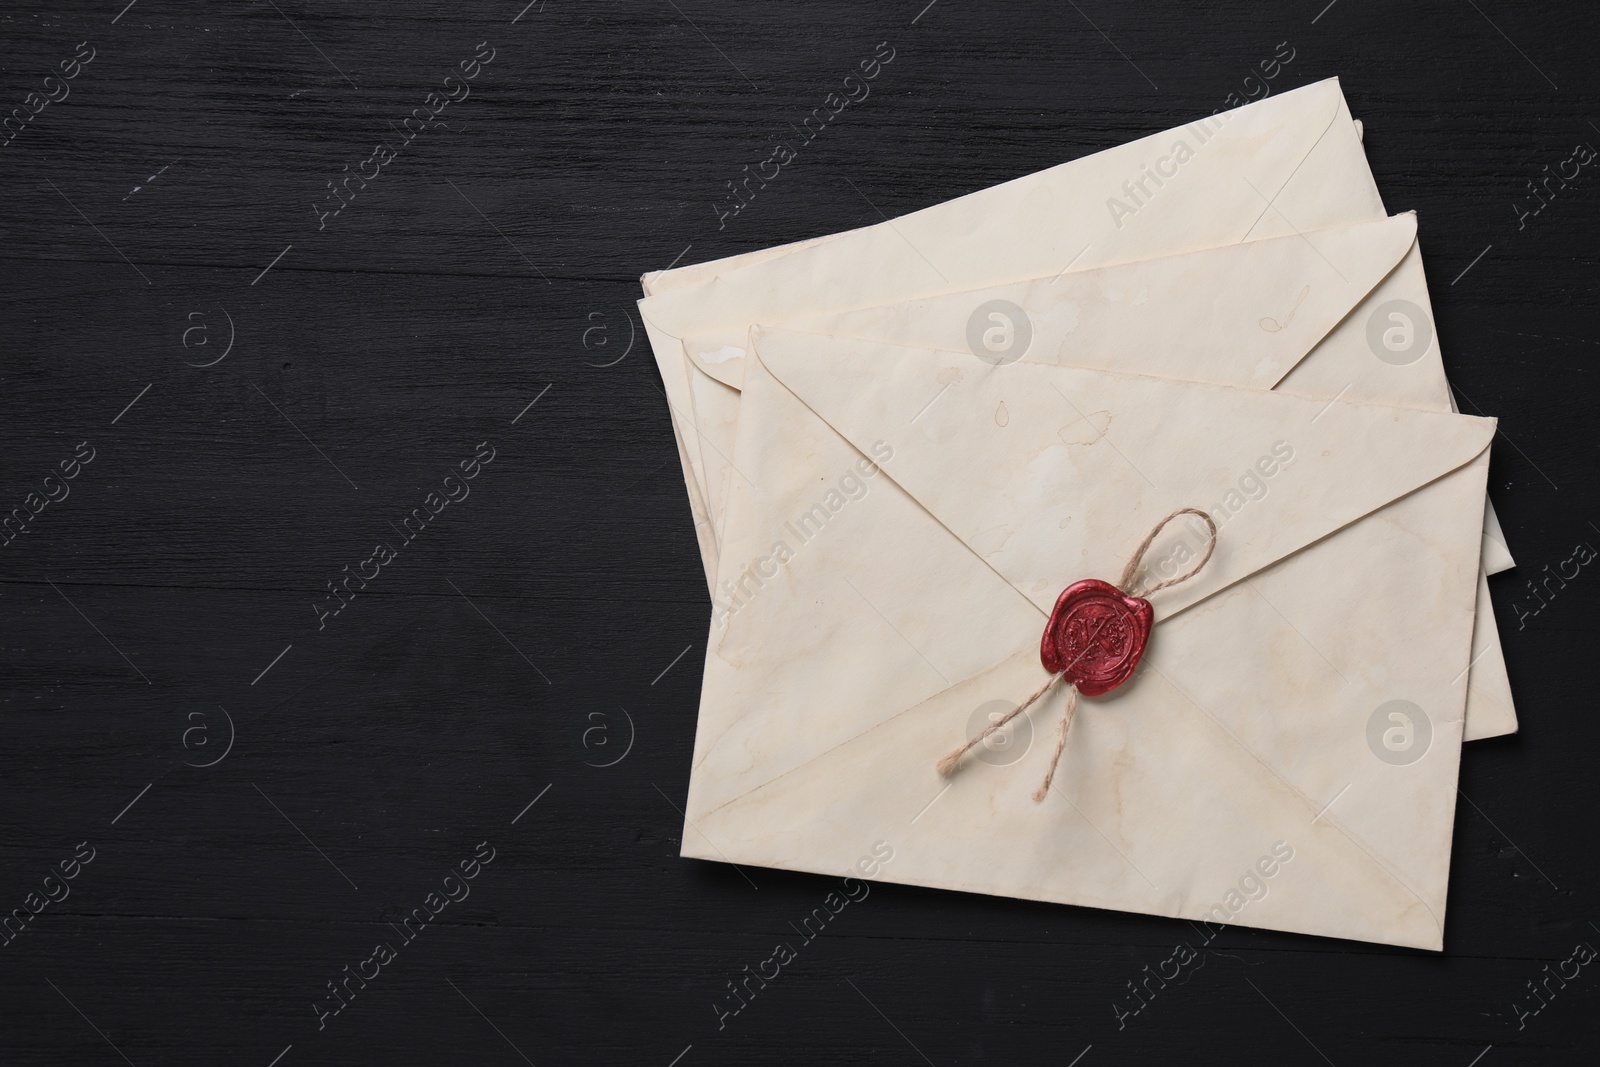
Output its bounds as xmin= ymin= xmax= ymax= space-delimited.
xmin=936 ymin=507 xmax=1219 ymax=801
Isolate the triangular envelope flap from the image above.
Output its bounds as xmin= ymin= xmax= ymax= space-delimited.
xmin=798 ymin=214 xmax=1418 ymax=393
xmin=643 ymin=80 xmax=1352 ymax=346
xmin=680 ymin=328 xmax=751 ymax=389
xmin=754 ymin=328 xmax=1495 ymax=619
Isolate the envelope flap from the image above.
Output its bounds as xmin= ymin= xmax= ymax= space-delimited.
xmin=754 ymin=327 xmax=1495 ymax=619
xmin=798 ymin=213 xmax=1418 ymax=394
xmin=681 ymin=328 xmax=751 ymax=389
xmin=643 ymin=79 xmax=1357 ymax=369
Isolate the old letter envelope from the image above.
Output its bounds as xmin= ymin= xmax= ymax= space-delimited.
xmin=655 ymin=212 xmax=1515 ymax=740
xmin=685 ymin=326 xmax=1492 ymax=949
xmin=640 ymin=78 xmax=1513 ymax=600
xmin=792 ymin=213 xmax=1515 ymax=742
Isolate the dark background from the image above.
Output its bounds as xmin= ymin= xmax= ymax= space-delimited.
xmin=1 ymin=1 xmax=1596 ymax=1064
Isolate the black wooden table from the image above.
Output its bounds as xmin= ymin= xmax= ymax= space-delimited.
xmin=2 ymin=2 xmax=1597 ymax=1064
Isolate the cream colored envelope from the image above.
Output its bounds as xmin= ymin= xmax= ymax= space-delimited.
xmin=791 ymin=213 xmax=1515 ymax=742
xmin=685 ymin=326 xmax=1491 ymax=950
xmin=639 ymin=78 xmax=1514 ymax=597
xmin=642 ymin=233 xmax=847 ymax=576
xmin=656 ymin=211 xmax=1516 ymax=741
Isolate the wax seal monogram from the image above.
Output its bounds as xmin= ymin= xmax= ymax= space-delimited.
xmin=1040 ymin=579 xmax=1153 ymax=696
xmin=938 ymin=507 xmax=1219 ymax=801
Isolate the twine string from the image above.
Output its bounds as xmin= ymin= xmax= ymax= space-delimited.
xmin=1118 ymin=507 xmax=1219 ymax=597
xmin=936 ymin=507 xmax=1219 ymax=800
xmin=935 ymin=670 xmax=1063 ymax=777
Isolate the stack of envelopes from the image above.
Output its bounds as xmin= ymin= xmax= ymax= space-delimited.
xmin=640 ymin=79 xmax=1514 ymax=950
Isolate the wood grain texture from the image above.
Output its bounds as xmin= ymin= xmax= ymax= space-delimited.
xmin=2 ymin=1 xmax=1598 ymax=1063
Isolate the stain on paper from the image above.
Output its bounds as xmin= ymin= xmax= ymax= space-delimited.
xmin=698 ymin=344 xmax=745 ymax=365
xmin=995 ymin=401 xmax=1010 ymax=427
xmin=1260 ymin=285 xmax=1310 ymax=333
xmin=1058 ymin=410 xmax=1112 ymax=446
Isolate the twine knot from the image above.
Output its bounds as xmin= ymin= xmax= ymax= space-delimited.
xmin=936 ymin=507 xmax=1218 ymax=801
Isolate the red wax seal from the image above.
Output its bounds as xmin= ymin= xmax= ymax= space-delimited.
xmin=1040 ymin=579 xmax=1153 ymax=697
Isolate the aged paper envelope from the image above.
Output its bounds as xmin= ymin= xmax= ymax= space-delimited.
xmin=642 ymin=78 xmax=1512 ymax=596
xmin=788 ymin=214 xmax=1514 ymax=741
xmin=684 ymin=327 xmax=1491 ymax=950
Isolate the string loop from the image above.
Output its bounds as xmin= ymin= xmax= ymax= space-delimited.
xmin=1117 ymin=507 xmax=1218 ymax=598
xmin=936 ymin=507 xmax=1220 ymax=800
